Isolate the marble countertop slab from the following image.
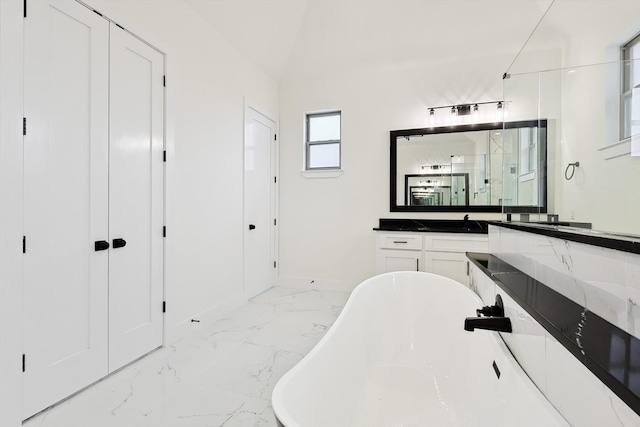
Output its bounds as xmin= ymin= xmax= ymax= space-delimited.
xmin=468 ymin=252 xmax=640 ymax=417
xmin=492 ymin=221 xmax=640 ymax=255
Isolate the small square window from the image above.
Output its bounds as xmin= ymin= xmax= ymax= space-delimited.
xmin=306 ymin=111 xmax=341 ymax=170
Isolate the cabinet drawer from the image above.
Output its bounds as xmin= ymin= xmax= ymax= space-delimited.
xmin=377 ymin=233 xmax=423 ymax=250
xmin=424 ymin=234 xmax=488 ymax=252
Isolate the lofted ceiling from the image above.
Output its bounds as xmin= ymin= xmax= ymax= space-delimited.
xmin=186 ymin=0 xmax=553 ymax=83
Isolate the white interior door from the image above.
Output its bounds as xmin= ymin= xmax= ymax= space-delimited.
xmin=23 ymin=0 xmax=109 ymax=419
xmin=244 ymin=107 xmax=277 ymax=297
xmin=108 ymin=23 xmax=165 ymax=372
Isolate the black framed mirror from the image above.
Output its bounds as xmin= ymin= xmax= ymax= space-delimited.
xmin=390 ymin=120 xmax=547 ymax=213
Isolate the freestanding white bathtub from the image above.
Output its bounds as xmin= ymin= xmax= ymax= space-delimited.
xmin=272 ymin=272 xmax=569 ymax=427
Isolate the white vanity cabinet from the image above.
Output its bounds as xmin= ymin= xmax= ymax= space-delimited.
xmin=375 ymin=233 xmax=423 ymax=273
xmin=423 ymin=234 xmax=489 ymax=285
xmin=375 ymin=232 xmax=488 ymax=285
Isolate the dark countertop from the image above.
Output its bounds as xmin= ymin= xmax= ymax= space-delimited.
xmin=373 ymin=218 xmax=489 ymax=234
xmin=374 ymin=219 xmax=640 ymax=256
xmin=468 ymin=252 xmax=640 ymax=416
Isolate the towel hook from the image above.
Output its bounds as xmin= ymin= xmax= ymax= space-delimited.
xmin=564 ymin=161 xmax=580 ymax=180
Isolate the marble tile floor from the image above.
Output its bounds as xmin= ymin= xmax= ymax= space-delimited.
xmin=24 ymin=286 xmax=351 ymax=427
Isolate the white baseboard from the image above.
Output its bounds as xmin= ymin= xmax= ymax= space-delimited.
xmin=277 ymin=276 xmax=358 ymax=293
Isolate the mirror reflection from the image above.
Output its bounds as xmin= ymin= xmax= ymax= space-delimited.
xmin=405 ymin=173 xmax=468 ymax=206
xmin=390 ymin=120 xmax=547 ymax=212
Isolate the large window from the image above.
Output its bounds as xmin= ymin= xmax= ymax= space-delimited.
xmin=621 ymin=33 xmax=640 ymax=140
xmin=305 ymin=111 xmax=341 ymax=170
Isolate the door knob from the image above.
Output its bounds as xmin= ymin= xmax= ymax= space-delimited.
xmin=249 ymin=224 xmax=256 ymax=230
xmin=112 ymin=238 xmax=127 ymax=249
xmin=94 ymin=240 xmax=110 ymax=251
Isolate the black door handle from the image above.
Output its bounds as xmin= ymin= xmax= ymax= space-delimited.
xmin=112 ymin=238 xmax=127 ymax=249
xmin=249 ymin=224 xmax=256 ymax=230
xmin=94 ymin=240 xmax=109 ymax=251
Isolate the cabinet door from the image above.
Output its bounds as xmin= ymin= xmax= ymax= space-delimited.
xmin=423 ymin=251 xmax=470 ymax=285
xmin=376 ymin=250 xmax=421 ymax=274
xmin=23 ymin=0 xmax=109 ymax=418
xmin=108 ymin=23 xmax=165 ymax=372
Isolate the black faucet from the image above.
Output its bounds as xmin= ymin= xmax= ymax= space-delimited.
xmin=464 ymin=294 xmax=513 ymax=333
xmin=463 ymin=214 xmax=469 ymax=230
xmin=475 ymin=294 xmax=505 ymax=317
xmin=464 ymin=316 xmax=512 ymax=333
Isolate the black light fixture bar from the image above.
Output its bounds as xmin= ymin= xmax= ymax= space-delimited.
xmin=428 ymin=100 xmax=504 ymax=115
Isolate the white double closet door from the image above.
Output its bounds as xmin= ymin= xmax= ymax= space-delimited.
xmin=23 ymin=0 xmax=164 ymax=419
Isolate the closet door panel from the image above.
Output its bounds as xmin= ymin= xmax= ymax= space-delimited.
xmin=108 ymin=24 xmax=164 ymax=372
xmin=23 ymin=0 xmax=109 ymax=419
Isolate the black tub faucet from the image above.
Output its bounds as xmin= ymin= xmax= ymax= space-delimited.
xmin=464 ymin=294 xmax=513 ymax=333
xmin=476 ymin=294 xmax=505 ymax=317
xmin=464 ymin=316 xmax=513 ymax=333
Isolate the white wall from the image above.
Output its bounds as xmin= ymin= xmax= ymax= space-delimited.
xmin=555 ymin=64 xmax=640 ymax=234
xmin=278 ymin=55 xmax=511 ymax=289
xmin=556 ymin=4 xmax=640 ymax=235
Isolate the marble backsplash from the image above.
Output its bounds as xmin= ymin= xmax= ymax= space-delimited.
xmin=469 ymin=262 xmax=640 ymax=427
xmin=489 ymin=224 xmax=640 ymax=340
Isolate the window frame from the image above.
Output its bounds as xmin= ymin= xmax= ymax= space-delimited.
xmin=621 ymin=32 xmax=640 ymax=140
xmin=305 ymin=111 xmax=341 ymax=171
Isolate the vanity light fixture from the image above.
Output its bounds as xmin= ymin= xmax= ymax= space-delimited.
xmin=420 ymin=164 xmax=449 ymax=171
xmin=427 ymin=101 xmax=505 ymax=125
xmin=457 ymin=105 xmax=471 ymax=116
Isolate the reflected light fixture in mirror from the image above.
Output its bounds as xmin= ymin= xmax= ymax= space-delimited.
xmin=496 ymin=101 xmax=504 ymax=122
